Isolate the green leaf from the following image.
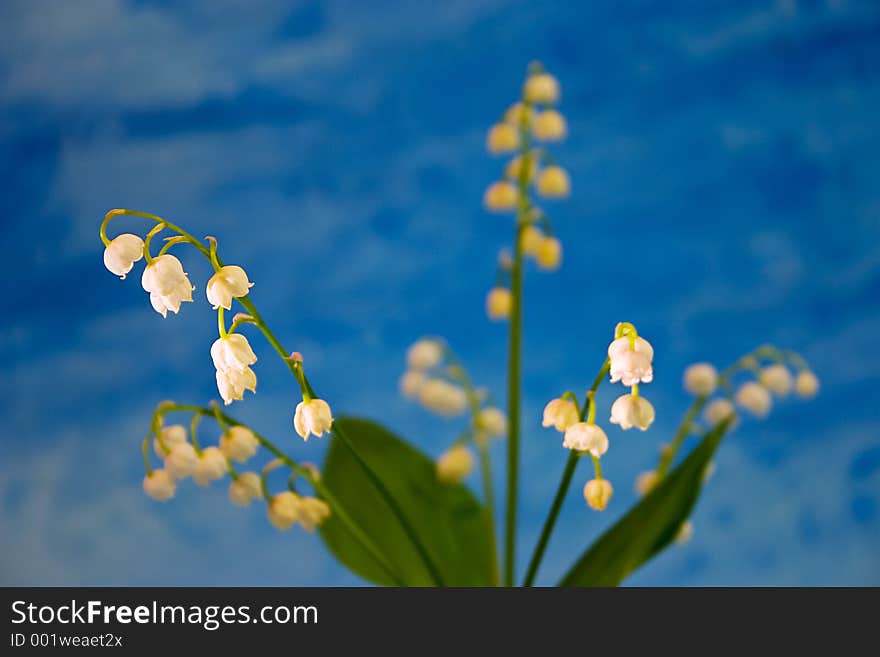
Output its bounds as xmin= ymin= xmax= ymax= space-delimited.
xmin=559 ymin=418 xmax=732 ymax=587
xmin=319 ymin=417 xmax=495 ymax=586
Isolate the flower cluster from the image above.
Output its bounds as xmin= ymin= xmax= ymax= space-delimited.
xmin=142 ymin=406 xmax=331 ymax=533
xmin=483 ymin=64 xmax=569 ymax=322
xmin=542 ymin=322 xmax=656 ymax=512
xmin=400 ymin=338 xmax=507 ymax=484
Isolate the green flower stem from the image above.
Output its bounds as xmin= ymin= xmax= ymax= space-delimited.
xmin=656 ymin=395 xmax=708 ymax=478
xmin=521 ymin=356 xmax=610 ymax=587
xmin=478 ymin=441 xmax=500 ymax=586
xmin=141 ymin=435 xmax=153 ymax=475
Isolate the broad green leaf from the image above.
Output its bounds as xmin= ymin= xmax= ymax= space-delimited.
xmin=559 ymin=418 xmax=732 ymax=587
xmin=319 ymin=417 xmax=495 ymax=586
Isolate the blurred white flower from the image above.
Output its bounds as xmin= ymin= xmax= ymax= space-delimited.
xmin=103 ymin=233 xmax=144 ymax=279
xmin=736 ymin=382 xmax=772 ymax=418
xmin=436 ymin=445 xmax=474 ymax=484
xmin=143 ymin=469 xmax=176 ymax=501
xmin=297 ymin=497 xmax=331 ymax=532
xmin=164 ymin=442 xmax=198 ymax=478
xmin=141 ymin=254 xmax=194 ymax=317
xmin=406 ymin=339 xmax=443 ymax=370
xmin=563 ymin=422 xmax=609 ymax=457
xmin=193 ymin=446 xmax=228 ymax=487
xmin=220 ymin=425 xmax=259 ymax=463
xmin=399 ymin=370 xmax=426 ymax=398
xmin=583 ymin=478 xmax=613 ymax=511
xmin=418 ymin=379 xmax=467 ymax=417
xmin=294 ymin=398 xmax=334 ymax=441
xmin=635 ymin=470 xmax=659 ymax=497
xmin=477 ymin=407 xmax=507 ymax=438
xmin=228 ymin=472 xmax=262 ymax=507
xmin=675 ymin=520 xmax=694 ymax=544
xmin=608 ymin=335 xmax=654 ymax=386
xmin=683 ymin=363 xmax=718 ymax=396
xmin=759 ymin=364 xmax=793 ymax=396
xmin=795 ymin=370 xmax=820 ymax=398
xmin=542 ymin=398 xmax=580 ymax=432
xmin=609 ymin=394 xmax=655 ymax=431
xmin=206 ymin=265 xmax=254 ymax=310
xmin=704 ymin=398 xmax=736 ymax=426
xmin=267 ymin=491 xmax=301 ymax=530
xmin=153 ymin=423 xmax=187 ymax=458
xmin=216 ymin=366 xmax=258 ymax=406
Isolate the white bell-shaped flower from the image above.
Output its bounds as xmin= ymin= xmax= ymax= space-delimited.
xmin=436 ymin=445 xmax=474 ymax=484
xmin=103 ymin=233 xmax=144 ymax=279
xmin=406 ymin=339 xmax=443 ymax=370
xmin=683 ymin=363 xmax=718 ymax=396
xmin=735 ymin=382 xmax=772 ymax=418
xmin=297 ymin=497 xmax=331 ymax=532
xmin=759 ymin=364 xmax=793 ymax=396
xmin=608 ymin=335 xmax=654 ymax=386
xmin=206 ymin=265 xmax=254 ymax=310
xmin=477 ymin=407 xmax=507 ymax=438
xmin=609 ymin=394 xmax=655 ymax=431
xmin=795 ymin=370 xmax=819 ymax=398
xmin=228 ymin=472 xmax=263 ymax=507
xmin=220 ymin=425 xmax=259 ymax=462
xmin=542 ymin=398 xmax=579 ymax=432
xmin=164 ymin=442 xmax=198 ymax=478
xmin=417 ymin=379 xmax=467 ymax=417
xmin=583 ymin=478 xmax=613 ymax=511
xmin=153 ymin=423 xmax=187 ymax=458
xmin=399 ymin=370 xmax=426 ymax=398
xmin=192 ymin=446 xmax=228 ymax=487
xmin=704 ymin=398 xmax=736 ymax=426
xmin=216 ymin=366 xmax=257 ymax=405
xmin=293 ymin=398 xmax=334 ymax=441
xmin=143 ymin=469 xmax=176 ymax=501
xmin=211 ymin=333 xmax=258 ymax=373
xmin=562 ymin=422 xmax=609 ymax=457
xmin=267 ymin=491 xmax=301 ymax=530
xmin=141 ymin=254 xmax=194 ymax=317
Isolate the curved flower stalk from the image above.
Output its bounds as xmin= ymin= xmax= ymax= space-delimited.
xmin=483 ymin=62 xmax=571 ymax=585
xmin=101 ymin=208 xmax=445 ymax=586
xmin=399 ymin=337 xmax=507 ymax=584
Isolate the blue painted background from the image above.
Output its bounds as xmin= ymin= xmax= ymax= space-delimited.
xmin=1 ymin=0 xmax=878 ymax=585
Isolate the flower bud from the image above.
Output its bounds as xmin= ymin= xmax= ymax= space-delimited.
xmin=164 ymin=442 xmax=198 ymax=478
xmin=436 ymin=445 xmax=474 ymax=484
xmin=608 ymin=335 xmax=654 ymax=386
xmin=486 ymin=123 xmax=519 ymax=154
xmin=484 ymin=181 xmax=519 ymax=212
xmin=143 ymin=469 xmax=176 ymax=501
xmin=536 ymin=166 xmax=570 ymax=198
xmin=293 ymin=398 xmax=334 ymax=441
xmin=704 ymin=398 xmax=736 ymax=426
xmin=524 ymin=73 xmax=560 ymax=105
xmin=193 ymin=446 xmax=228 ymax=487
xmin=583 ymin=478 xmax=613 ymax=511
xmin=399 ymin=370 xmax=426 ymax=398
xmin=141 ymin=254 xmax=194 ymax=318
xmin=683 ymin=363 xmax=718 ymax=396
xmin=103 ymin=233 xmax=144 ymax=279
xmin=153 ymin=423 xmax=187 ymax=458
xmin=535 ymin=236 xmax=562 ymax=271
xmin=477 ymin=407 xmax=507 ymax=438
xmin=406 ymin=338 xmax=443 ymax=370
xmin=297 ymin=497 xmax=331 ymax=532
xmin=486 ymin=287 xmax=512 ymax=321
xmin=562 ymin=422 xmax=609 ymax=457
xmin=609 ymin=393 xmax=655 ymax=431
xmin=228 ymin=471 xmax=262 ymax=507
xmin=533 ymin=109 xmax=567 ymax=141
xmin=220 ymin=425 xmax=259 ymax=463
xmin=794 ymin=370 xmax=819 ymax=398
xmin=635 ymin=470 xmax=659 ymax=497
xmin=418 ymin=379 xmax=467 ymax=417
xmin=735 ymin=382 xmax=772 ymax=418
xmin=206 ymin=265 xmax=254 ymax=310
xmin=267 ymin=491 xmax=300 ymax=530
xmin=759 ymin=364 xmax=793 ymax=396
xmin=542 ymin=398 xmax=579 ymax=432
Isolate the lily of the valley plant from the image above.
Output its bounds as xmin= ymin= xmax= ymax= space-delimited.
xmin=103 ymin=63 xmax=818 ymax=586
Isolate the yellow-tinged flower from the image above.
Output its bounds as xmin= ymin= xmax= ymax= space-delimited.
xmin=206 ymin=265 xmax=254 ymax=310
xmin=228 ymin=471 xmax=262 ymax=507
xmin=505 ymin=154 xmax=536 ymax=182
xmin=164 ymin=442 xmax=198 ymax=478
xmin=399 ymin=370 xmax=426 ymax=398
xmin=735 ymin=381 xmax=772 ymax=418
xmin=143 ymin=469 xmax=176 ymax=502
xmin=293 ymin=398 xmax=334 ymax=441
xmin=406 ymin=338 xmax=443 ymax=370
xmin=436 ymin=445 xmax=474 ymax=484
xmin=503 ymin=102 xmax=532 ymax=127
xmin=267 ymin=491 xmax=300 ymax=530
xmin=220 ymin=425 xmax=259 ymax=463
xmin=536 ymin=165 xmax=570 ymax=198
xmin=486 ymin=123 xmax=520 ymax=154
xmin=418 ymin=379 xmax=467 ymax=417
xmin=520 ymin=224 xmax=544 ymax=256
xmin=683 ymin=363 xmax=719 ymax=396
xmin=583 ymin=478 xmax=613 ymax=511
xmin=795 ymin=370 xmax=819 ymax=398
xmin=524 ymin=73 xmax=560 ymax=105
xmin=484 ymin=181 xmax=519 ymax=212
xmin=486 ymin=287 xmax=512 ymax=320
xmin=103 ymin=233 xmax=144 ymax=279
xmin=477 ymin=407 xmax=507 ymax=438
xmin=542 ymin=398 xmax=579 ymax=432
xmin=533 ymin=109 xmax=567 ymax=141
xmin=675 ymin=520 xmax=694 ymax=544
xmin=759 ymin=364 xmax=793 ymax=396
xmin=298 ymin=497 xmax=331 ymax=532
xmin=635 ymin=470 xmax=659 ymax=497
xmin=535 ymin=236 xmax=562 ymax=271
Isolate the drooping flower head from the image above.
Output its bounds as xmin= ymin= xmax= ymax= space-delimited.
xmin=533 ymin=110 xmax=567 ymax=141
xmin=609 ymin=393 xmax=655 ymax=431
xmin=704 ymin=398 xmax=737 ymax=427
xmin=583 ymin=478 xmax=613 ymax=511
xmin=103 ymin=233 xmax=144 ymax=279
xmin=267 ymin=491 xmax=301 ymax=530
xmin=486 ymin=287 xmax=513 ymax=321
xmin=293 ymin=398 xmax=334 ymax=441
xmin=486 ymin=123 xmax=520 ymax=154
xmin=406 ymin=338 xmax=444 ymax=370
xmin=608 ymin=326 xmax=654 ymax=387
xmin=562 ymin=422 xmax=609 ymax=458
xmin=164 ymin=442 xmax=198 ymax=478
xmin=141 ymin=254 xmax=194 ymax=317
xmin=206 ymin=265 xmax=254 ymax=310
xmin=143 ymin=469 xmax=176 ymax=502
xmin=297 ymin=497 xmax=331 ymax=532
xmin=211 ymin=333 xmax=258 ymax=373
xmin=216 ymin=366 xmax=257 ymax=406
xmin=228 ymin=472 xmax=263 ymax=507
xmin=542 ymin=397 xmax=579 ymax=432
xmin=418 ymin=379 xmax=467 ymax=417
xmin=193 ymin=446 xmax=228 ymax=487
xmin=536 ymin=166 xmax=570 ymax=199
xmin=153 ymin=423 xmax=187 ymax=458
xmin=683 ymin=363 xmax=718 ymax=397
xmin=476 ymin=407 xmax=507 ymax=438
xmin=220 ymin=425 xmax=259 ymax=463
xmin=795 ymin=370 xmax=819 ymax=398
xmin=735 ymin=381 xmax=772 ymax=418
xmin=436 ymin=445 xmax=475 ymax=484
xmin=399 ymin=370 xmax=426 ymax=398
xmin=759 ymin=364 xmax=793 ymax=397
xmin=524 ymin=72 xmax=560 ymax=105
